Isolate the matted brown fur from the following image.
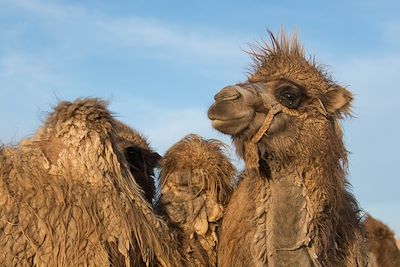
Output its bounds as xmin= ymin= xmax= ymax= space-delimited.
xmin=364 ymin=215 xmax=400 ymax=267
xmin=210 ymin=31 xmax=367 ymax=266
xmin=0 ymin=99 xmax=182 ymax=266
xmin=160 ymin=134 xmax=235 ymax=266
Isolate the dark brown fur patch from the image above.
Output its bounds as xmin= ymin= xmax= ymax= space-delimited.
xmin=114 ymin=120 xmax=161 ymax=204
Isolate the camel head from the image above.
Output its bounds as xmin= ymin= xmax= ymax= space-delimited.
xmin=114 ymin=121 xmax=162 ymax=203
xmin=208 ymin=31 xmax=353 ymax=167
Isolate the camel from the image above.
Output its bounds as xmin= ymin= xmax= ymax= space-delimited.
xmin=0 ymin=98 xmax=234 ymax=266
xmin=208 ymin=31 xmax=367 ymax=266
xmin=160 ymin=134 xmax=235 ymax=266
xmin=363 ymin=214 xmax=400 ymax=267
xmin=0 ymin=98 xmax=182 ymax=266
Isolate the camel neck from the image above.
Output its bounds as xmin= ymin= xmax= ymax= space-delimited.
xmin=250 ymin=167 xmax=313 ymax=266
xmin=254 ymin=154 xmax=339 ymax=266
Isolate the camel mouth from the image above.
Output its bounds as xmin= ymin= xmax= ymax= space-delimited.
xmin=211 ymin=118 xmax=239 ymax=128
xmin=209 ymin=115 xmax=247 ymax=123
xmin=208 ymin=103 xmax=253 ymax=122
xmin=208 ymin=92 xmax=257 ymax=135
xmin=210 ymin=116 xmax=251 ymax=135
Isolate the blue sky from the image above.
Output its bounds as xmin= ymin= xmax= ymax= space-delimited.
xmin=1 ymin=0 xmax=399 ymax=235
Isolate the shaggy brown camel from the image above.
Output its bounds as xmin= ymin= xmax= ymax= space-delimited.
xmin=160 ymin=135 xmax=235 ymax=266
xmin=0 ymin=99 xmax=181 ymax=266
xmin=208 ymin=31 xmax=367 ymax=266
xmin=0 ymin=98 xmax=235 ymax=266
xmin=364 ymin=215 xmax=400 ymax=267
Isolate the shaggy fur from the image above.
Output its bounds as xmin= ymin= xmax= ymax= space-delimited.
xmin=160 ymin=135 xmax=235 ymax=266
xmin=364 ymin=215 xmax=400 ymax=267
xmin=209 ymin=31 xmax=367 ymax=266
xmin=0 ymin=99 xmax=182 ymax=266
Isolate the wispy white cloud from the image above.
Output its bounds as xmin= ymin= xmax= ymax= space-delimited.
xmin=1 ymin=0 xmax=246 ymax=64
xmin=0 ymin=0 xmax=247 ymax=145
xmin=95 ymin=17 xmax=243 ymax=61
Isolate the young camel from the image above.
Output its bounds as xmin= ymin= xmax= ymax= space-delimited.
xmin=208 ymin=32 xmax=367 ymax=266
xmin=160 ymin=134 xmax=235 ymax=266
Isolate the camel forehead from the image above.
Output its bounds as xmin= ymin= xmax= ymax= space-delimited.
xmin=248 ymin=31 xmax=336 ymax=97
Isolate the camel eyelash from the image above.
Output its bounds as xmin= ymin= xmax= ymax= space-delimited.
xmin=275 ymin=85 xmax=304 ymax=109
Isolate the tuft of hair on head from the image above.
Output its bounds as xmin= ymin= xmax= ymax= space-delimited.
xmin=160 ymin=134 xmax=235 ymax=203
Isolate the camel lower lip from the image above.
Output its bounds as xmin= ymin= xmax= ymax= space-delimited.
xmin=211 ymin=119 xmax=230 ymax=128
xmin=211 ymin=117 xmax=249 ymax=134
xmin=211 ymin=118 xmax=243 ymax=128
xmin=210 ymin=117 xmax=246 ymax=123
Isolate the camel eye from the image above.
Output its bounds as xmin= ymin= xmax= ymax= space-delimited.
xmin=125 ymin=146 xmax=143 ymax=166
xmin=276 ymin=85 xmax=303 ymax=109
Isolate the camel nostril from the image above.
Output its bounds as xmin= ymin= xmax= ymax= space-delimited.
xmin=214 ymin=86 xmax=241 ymax=102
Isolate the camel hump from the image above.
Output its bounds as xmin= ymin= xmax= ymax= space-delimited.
xmin=160 ymin=134 xmax=236 ymax=266
xmin=0 ymin=98 xmax=184 ymax=266
xmin=38 ymin=98 xmax=114 ymax=145
xmin=25 ymin=98 xmax=126 ymax=182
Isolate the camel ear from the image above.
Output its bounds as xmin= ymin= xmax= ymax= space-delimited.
xmin=321 ymin=86 xmax=353 ymax=117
